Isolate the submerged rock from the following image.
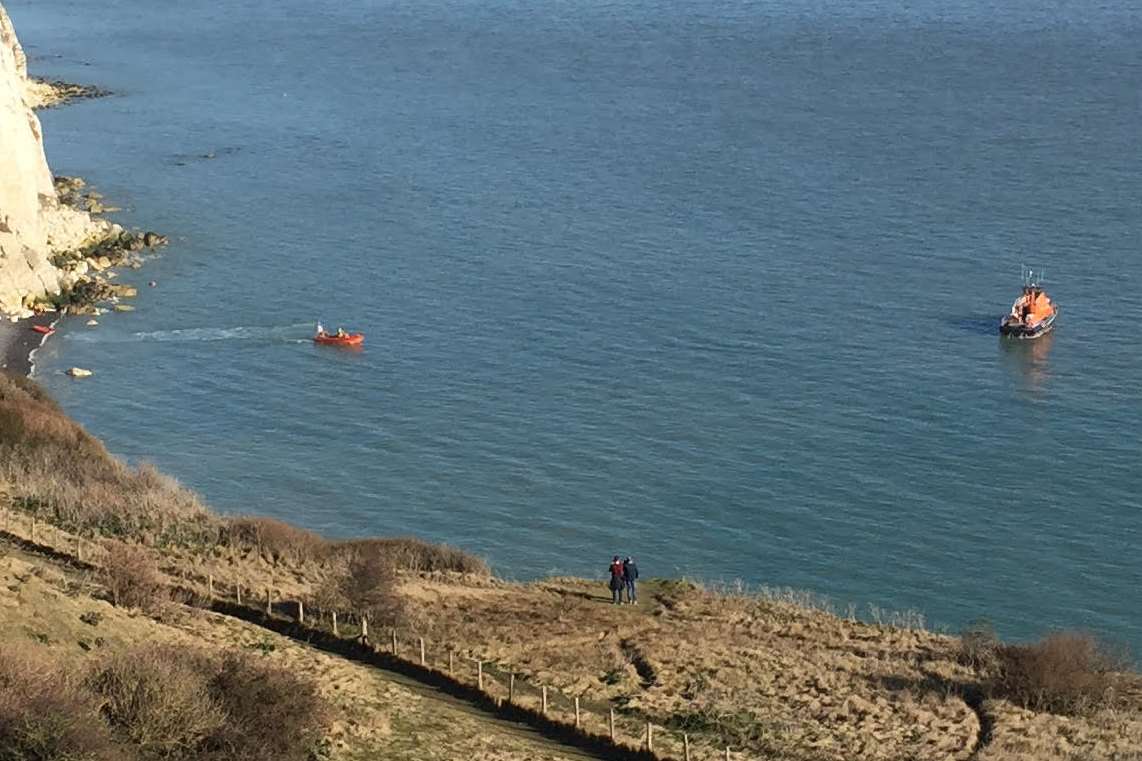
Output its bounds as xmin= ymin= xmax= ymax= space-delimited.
xmin=66 ymin=367 xmax=93 ymax=378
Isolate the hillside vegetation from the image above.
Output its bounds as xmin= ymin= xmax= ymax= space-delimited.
xmin=1 ymin=369 xmax=1140 ymax=761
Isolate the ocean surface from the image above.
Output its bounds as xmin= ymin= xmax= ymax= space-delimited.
xmin=11 ymin=0 xmax=1142 ymax=647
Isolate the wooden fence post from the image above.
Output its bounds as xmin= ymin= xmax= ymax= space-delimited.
xmin=30 ymin=516 xmax=35 ymax=543
xmin=297 ymin=600 xmax=304 ymax=624
xmin=265 ymin=587 xmax=272 ymax=616
xmin=236 ymin=584 xmax=242 ymax=605
xmin=448 ymin=651 xmax=454 ymax=675
xmin=419 ymin=637 xmax=426 ymax=666
xmin=609 ymin=708 xmax=615 ymax=740
xmin=360 ymin=616 xmax=369 ymax=643
xmin=331 ymin=611 xmax=338 ymax=636
xmin=509 ymin=673 xmax=515 ymax=704
xmin=541 ymin=686 xmax=548 ymax=715
xmin=646 ymin=722 xmax=653 ymax=752
xmin=574 ymin=696 xmax=581 ymax=728
xmin=725 ymin=747 xmax=731 ymax=761
xmin=391 ymin=629 xmax=398 ymax=655
xmin=477 ymin=660 xmax=484 ymax=691
xmin=75 ymin=536 xmax=82 ymax=562
xmin=683 ymin=732 xmax=691 ymax=761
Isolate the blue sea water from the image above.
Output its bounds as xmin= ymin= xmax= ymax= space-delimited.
xmin=10 ymin=0 xmax=1142 ymax=647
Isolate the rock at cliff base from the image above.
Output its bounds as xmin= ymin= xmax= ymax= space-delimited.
xmin=66 ymin=367 xmax=93 ymax=378
xmin=85 ymin=319 xmax=98 ymax=326
xmin=112 ymin=304 xmax=135 ymax=312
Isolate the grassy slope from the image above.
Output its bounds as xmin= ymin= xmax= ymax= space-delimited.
xmin=0 ymin=544 xmax=592 ymax=761
xmin=2 ymin=370 xmax=1141 ymax=760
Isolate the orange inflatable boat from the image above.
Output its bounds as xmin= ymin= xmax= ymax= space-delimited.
xmin=314 ymin=330 xmax=364 ymax=347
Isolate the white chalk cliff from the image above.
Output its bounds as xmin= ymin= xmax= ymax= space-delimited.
xmin=0 ymin=2 xmax=110 ymax=315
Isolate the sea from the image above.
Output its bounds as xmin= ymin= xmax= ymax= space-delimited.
xmin=10 ymin=0 xmax=1142 ymax=648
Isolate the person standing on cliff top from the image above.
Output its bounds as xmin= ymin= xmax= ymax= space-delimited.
xmin=608 ymin=556 xmax=625 ymax=604
xmin=622 ymin=557 xmax=639 ymax=605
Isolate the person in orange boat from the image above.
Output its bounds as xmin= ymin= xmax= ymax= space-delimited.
xmin=336 ymin=327 xmax=348 ymax=338
xmin=1013 ymin=287 xmax=1032 ymax=322
xmin=1028 ymin=288 xmax=1052 ymax=322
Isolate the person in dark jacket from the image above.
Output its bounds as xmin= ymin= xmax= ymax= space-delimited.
xmin=622 ymin=557 xmax=639 ymax=604
xmin=608 ymin=555 xmax=625 ymax=604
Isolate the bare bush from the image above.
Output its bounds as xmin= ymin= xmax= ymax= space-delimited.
xmin=959 ymin=618 xmax=1001 ymax=672
xmin=336 ymin=536 xmax=489 ymax=576
xmin=202 ymin=651 xmax=329 ymax=761
xmin=0 ymin=646 xmax=124 ymax=761
xmin=103 ymin=543 xmax=167 ymax=613
xmin=226 ymin=517 xmax=330 ymax=565
xmin=990 ymin=632 xmax=1130 ymax=715
xmin=86 ymin=646 xmax=224 ymax=757
xmin=316 ymin=546 xmax=407 ymax=626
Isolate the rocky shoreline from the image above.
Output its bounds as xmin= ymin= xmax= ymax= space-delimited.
xmin=0 ymin=2 xmax=163 ymax=377
xmin=0 ymin=180 xmax=168 ymax=377
xmin=25 ymin=76 xmax=109 ymax=109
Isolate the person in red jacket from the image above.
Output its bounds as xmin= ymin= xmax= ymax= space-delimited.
xmin=608 ymin=556 xmax=625 ymax=604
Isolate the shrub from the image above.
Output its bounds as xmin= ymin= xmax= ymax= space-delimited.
xmin=83 ymin=645 xmax=328 ymax=761
xmin=103 ymin=543 xmax=167 ymax=613
xmin=86 ymin=646 xmax=223 ymax=758
xmin=316 ymin=546 xmax=407 ymax=626
xmin=336 ymin=537 xmax=489 ymax=576
xmin=226 ymin=517 xmax=330 ymax=565
xmin=959 ymin=618 xmax=1001 ymax=672
xmin=0 ymin=372 xmax=214 ymax=545
xmin=201 ymin=651 xmax=328 ymax=761
xmin=0 ymin=646 xmax=124 ymax=761
xmin=990 ymin=632 xmax=1130 ymax=715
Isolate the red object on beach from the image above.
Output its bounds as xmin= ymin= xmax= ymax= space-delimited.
xmin=31 ymin=325 xmax=55 ymax=336
xmin=313 ymin=331 xmax=364 ymax=347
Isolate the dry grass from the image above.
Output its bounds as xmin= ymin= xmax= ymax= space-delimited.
xmin=0 ymin=646 xmax=123 ymax=761
xmin=0 ymin=373 xmax=489 ymax=581
xmin=226 ymin=517 xmax=330 ymax=566
xmin=0 ymin=371 xmax=216 ymax=546
xmin=399 ymin=576 xmax=1142 ymax=761
xmin=6 ymin=373 xmax=1141 ymax=760
xmin=337 ymin=537 xmax=490 ymax=577
xmin=0 ymin=552 xmax=592 ymax=761
xmin=0 ymin=639 xmax=328 ymax=761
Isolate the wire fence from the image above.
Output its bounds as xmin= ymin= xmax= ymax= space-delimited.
xmin=0 ymin=505 xmax=742 ymax=761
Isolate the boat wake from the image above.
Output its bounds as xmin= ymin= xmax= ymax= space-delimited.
xmin=68 ymin=323 xmax=313 ymax=344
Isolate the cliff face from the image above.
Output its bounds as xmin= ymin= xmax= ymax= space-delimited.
xmin=0 ymin=2 xmax=108 ymax=315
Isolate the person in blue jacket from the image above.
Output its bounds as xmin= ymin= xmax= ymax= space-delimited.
xmin=622 ymin=556 xmax=639 ymax=605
